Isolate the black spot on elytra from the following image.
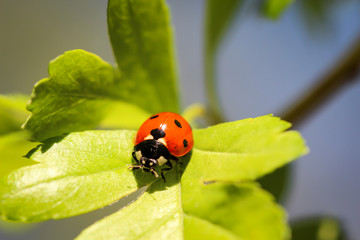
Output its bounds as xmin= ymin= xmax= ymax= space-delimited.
xmin=150 ymin=114 xmax=159 ymax=119
xmin=183 ymin=139 xmax=188 ymax=148
xmin=151 ymin=128 xmax=166 ymax=139
xmin=174 ymin=119 xmax=182 ymax=128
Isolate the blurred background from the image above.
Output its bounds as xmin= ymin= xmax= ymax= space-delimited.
xmin=0 ymin=0 xmax=359 ymax=239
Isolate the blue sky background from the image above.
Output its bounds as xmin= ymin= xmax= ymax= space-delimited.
xmin=1 ymin=0 xmax=360 ymax=239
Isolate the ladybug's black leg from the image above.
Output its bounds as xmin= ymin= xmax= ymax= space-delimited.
xmin=130 ymin=150 xmax=143 ymax=170
xmin=171 ymin=155 xmax=179 ymax=162
xmin=160 ymin=161 xmax=173 ymax=182
xmin=132 ymin=151 xmax=140 ymax=164
xmin=171 ymin=155 xmax=182 ymax=166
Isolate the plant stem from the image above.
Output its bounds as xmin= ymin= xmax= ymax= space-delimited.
xmin=280 ymin=34 xmax=360 ymax=128
xmin=205 ymin=51 xmax=226 ymax=124
xmin=204 ymin=0 xmax=243 ymax=125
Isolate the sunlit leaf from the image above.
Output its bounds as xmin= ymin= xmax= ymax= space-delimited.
xmin=188 ymin=115 xmax=308 ymax=182
xmin=76 ymin=171 xmax=183 ymax=240
xmin=182 ymin=182 xmax=290 ymax=240
xmin=0 ymin=130 xmax=156 ymax=222
xmin=23 ymin=50 xmax=153 ymax=141
xmin=1 ymin=115 xmax=306 ymax=240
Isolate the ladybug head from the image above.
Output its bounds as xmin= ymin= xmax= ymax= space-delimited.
xmin=133 ymin=139 xmax=172 ymax=168
xmin=139 ymin=156 xmax=158 ymax=169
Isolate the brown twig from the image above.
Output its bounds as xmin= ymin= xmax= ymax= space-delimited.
xmin=280 ymin=33 xmax=360 ymax=128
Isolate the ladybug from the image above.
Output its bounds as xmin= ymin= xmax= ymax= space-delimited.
xmin=130 ymin=112 xmax=194 ymax=179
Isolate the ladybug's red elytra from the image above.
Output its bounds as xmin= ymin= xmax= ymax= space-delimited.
xmin=130 ymin=112 xmax=194 ymax=179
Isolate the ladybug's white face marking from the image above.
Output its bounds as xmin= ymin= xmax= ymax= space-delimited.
xmin=135 ymin=150 xmax=142 ymax=161
xmin=157 ymin=156 xmax=168 ymax=166
xmin=158 ymin=138 xmax=167 ymax=147
xmin=144 ymin=134 xmax=154 ymax=140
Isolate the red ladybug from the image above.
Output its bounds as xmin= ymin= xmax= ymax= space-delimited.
xmin=130 ymin=112 xmax=194 ymax=179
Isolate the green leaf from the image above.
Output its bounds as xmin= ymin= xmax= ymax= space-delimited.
xmin=76 ymin=171 xmax=183 ymax=240
xmin=291 ymin=216 xmax=346 ymax=240
xmin=0 ymin=130 xmax=156 ymax=222
xmin=23 ymin=49 xmax=151 ymax=141
xmin=98 ymin=101 xmax=152 ymax=130
xmin=257 ymin=165 xmax=291 ymax=202
xmin=183 ymin=116 xmax=300 ymax=240
xmin=182 ymin=182 xmax=290 ymax=240
xmin=107 ymin=0 xmax=179 ymax=114
xmin=77 ymin=180 xmax=287 ymax=240
xmin=262 ymin=0 xmax=295 ymax=20
xmin=0 ymin=131 xmax=37 ymax=178
xmin=204 ymin=0 xmax=243 ymax=123
xmin=25 ymin=0 xmax=181 ymax=141
xmin=189 ymin=115 xmax=308 ymax=182
xmin=1 ymin=115 xmax=307 ymax=239
xmin=0 ymin=95 xmax=29 ymax=135
xmin=184 ymin=214 xmax=241 ymax=240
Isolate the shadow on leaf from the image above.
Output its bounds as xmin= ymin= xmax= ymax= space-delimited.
xmin=132 ymin=150 xmax=193 ymax=192
xmin=24 ymin=134 xmax=68 ymax=159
